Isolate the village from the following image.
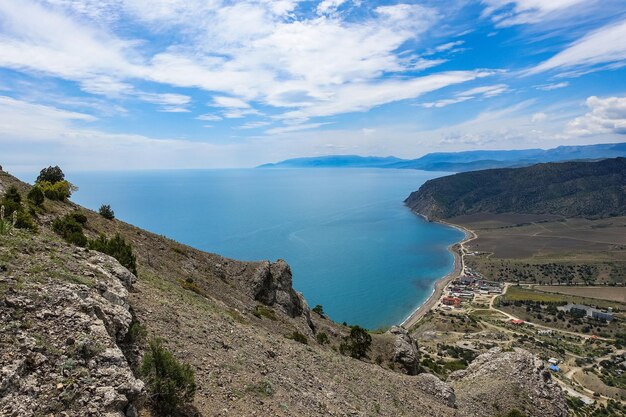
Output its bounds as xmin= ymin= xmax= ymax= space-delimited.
xmin=419 ymin=256 xmax=626 ymax=414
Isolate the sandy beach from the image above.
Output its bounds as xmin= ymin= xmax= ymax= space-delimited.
xmin=401 ymin=220 xmax=476 ymax=329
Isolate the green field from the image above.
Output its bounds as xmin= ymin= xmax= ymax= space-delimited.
xmin=502 ymin=286 xmax=625 ymax=310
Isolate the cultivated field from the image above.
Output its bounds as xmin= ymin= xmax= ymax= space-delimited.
xmin=452 ymin=214 xmax=626 ymax=284
xmin=534 ymin=286 xmax=626 ymax=303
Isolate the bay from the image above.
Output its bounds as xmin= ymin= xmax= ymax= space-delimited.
xmin=70 ymin=168 xmax=464 ymax=330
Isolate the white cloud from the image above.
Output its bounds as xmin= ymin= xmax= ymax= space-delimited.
xmin=0 ymin=0 xmax=460 ymax=123
xmin=196 ymin=113 xmax=222 ymax=121
xmin=265 ymin=122 xmax=330 ymax=135
xmin=527 ymin=19 xmax=626 ymax=75
xmin=280 ymin=70 xmax=493 ymax=119
xmin=531 ymin=112 xmax=547 ymax=123
xmin=567 ymin=95 xmax=626 ymax=136
xmin=535 ymin=82 xmax=569 ymax=91
xmin=420 ymin=83 xmax=507 ymax=108
xmin=212 ymin=96 xmax=251 ymax=109
xmin=136 ymin=93 xmax=191 ymax=112
xmin=482 ymin=0 xmax=588 ymax=27
xmin=421 ymin=96 xmax=473 ymax=108
xmin=317 ymin=0 xmax=347 ymax=15
xmin=237 ymin=121 xmax=271 ymax=129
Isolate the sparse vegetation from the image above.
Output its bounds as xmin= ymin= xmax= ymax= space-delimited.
xmin=339 ymin=325 xmax=371 ymax=359
xmin=88 ymin=233 xmax=137 ymax=275
xmin=52 ymin=213 xmax=88 ymax=247
xmin=316 ymin=331 xmax=329 ymax=345
xmin=312 ymin=304 xmax=325 ymax=317
xmin=99 ymin=204 xmax=115 ymax=220
xmin=27 ymin=186 xmax=45 ymax=206
xmin=141 ymin=338 xmax=196 ymax=415
xmin=253 ymin=305 xmax=277 ymax=321
xmin=287 ymin=331 xmax=308 ymax=344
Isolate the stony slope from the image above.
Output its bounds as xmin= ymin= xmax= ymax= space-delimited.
xmin=0 ymin=169 xmax=567 ymax=416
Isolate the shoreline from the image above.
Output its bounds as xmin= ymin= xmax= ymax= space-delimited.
xmin=400 ymin=214 xmax=476 ymax=329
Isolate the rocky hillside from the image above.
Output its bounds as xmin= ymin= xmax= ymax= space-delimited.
xmin=0 ymin=168 xmax=567 ymax=416
xmin=405 ymin=158 xmax=626 ymax=220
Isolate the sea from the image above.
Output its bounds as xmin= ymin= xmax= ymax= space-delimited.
xmin=69 ymin=168 xmax=464 ymax=330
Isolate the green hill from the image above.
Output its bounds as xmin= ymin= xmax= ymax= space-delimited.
xmin=405 ymin=158 xmax=626 ymax=219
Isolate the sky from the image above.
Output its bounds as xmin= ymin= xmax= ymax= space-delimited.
xmin=1 ymin=0 xmax=626 ymax=172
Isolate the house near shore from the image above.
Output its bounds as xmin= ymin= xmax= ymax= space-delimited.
xmin=442 ymin=296 xmax=462 ymax=307
xmin=510 ymin=319 xmax=525 ymax=325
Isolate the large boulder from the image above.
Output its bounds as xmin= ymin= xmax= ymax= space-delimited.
xmin=249 ymin=260 xmax=308 ymax=317
xmin=450 ymin=347 xmax=568 ymax=417
xmin=388 ymin=326 xmax=420 ymax=375
xmin=414 ymin=373 xmax=456 ymax=408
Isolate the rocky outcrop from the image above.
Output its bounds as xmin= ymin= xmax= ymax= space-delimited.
xmin=249 ymin=260 xmax=312 ymax=322
xmin=388 ymin=326 xmax=420 ymax=375
xmin=414 ymin=373 xmax=456 ymax=408
xmin=0 ymin=245 xmax=144 ymax=417
xmin=450 ymin=347 xmax=568 ymax=417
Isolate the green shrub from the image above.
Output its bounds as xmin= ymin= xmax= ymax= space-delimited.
xmin=14 ymin=211 xmax=37 ymax=231
xmin=141 ymin=338 xmax=196 ymax=415
xmin=316 ymin=332 xmax=329 ymax=345
xmin=88 ymin=233 xmax=137 ymax=275
xmin=312 ymin=304 xmax=325 ymax=317
xmin=52 ymin=214 xmax=88 ymax=247
xmin=37 ymin=180 xmax=76 ymax=201
xmin=127 ymin=321 xmax=148 ymax=344
xmin=36 ymin=166 xmax=65 ymax=184
xmin=339 ymin=325 xmax=371 ymax=359
xmin=99 ymin=204 xmax=115 ymax=220
xmin=27 ymin=186 xmax=45 ymax=206
xmin=253 ymin=305 xmax=277 ymax=321
xmin=1 ymin=187 xmax=37 ymax=231
xmin=287 ymin=331 xmax=308 ymax=344
xmin=68 ymin=211 xmax=87 ymax=225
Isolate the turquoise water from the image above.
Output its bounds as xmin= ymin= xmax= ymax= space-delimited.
xmin=69 ymin=168 xmax=464 ymax=329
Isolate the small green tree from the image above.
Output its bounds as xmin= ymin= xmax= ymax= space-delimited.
xmin=99 ymin=204 xmax=115 ymax=220
xmin=339 ymin=325 xmax=371 ymax=359
xmin=1 ymin=187 xmax=37 ymax=232
xmin=27 ymin=186 xmax=45 ymax=206
xmin=141 ymin=338 xmax=196 ymax=415
xmin=1 ymin=186 xmax=22 ymax=217
xmin=312 ymin=304 xmax=325 ymax=317
xmin=88 ymin=233 xmax=137 ymax=275
xmin=36 ymin=166 xmax=65 ymax=184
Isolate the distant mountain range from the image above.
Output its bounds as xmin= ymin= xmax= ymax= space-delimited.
xmin=258 ymin=142 xmax=626 ymax=172
xmin=405 ymin=157 xmax=626 ymax=220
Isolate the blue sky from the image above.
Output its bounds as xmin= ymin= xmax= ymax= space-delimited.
xmin=1 ymin=0 xmax=626 ymax=172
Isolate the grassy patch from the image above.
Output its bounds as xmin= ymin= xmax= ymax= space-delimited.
xmin=253 ymin=305 xmax=277 ymax=321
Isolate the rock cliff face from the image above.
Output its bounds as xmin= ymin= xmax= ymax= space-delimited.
xmin=0 ymin=235 xmax=144 ymax=417
xmin=388 ymin=326 xmax=420 ymax=375
xmin=449 ymin=347 xmax=569 ymax=417
xmin=248 ymin=259 xmax=314 ymax=330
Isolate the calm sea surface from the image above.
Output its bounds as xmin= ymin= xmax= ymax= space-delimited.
xmin=70 ymin=168 xmax=464 ymax=329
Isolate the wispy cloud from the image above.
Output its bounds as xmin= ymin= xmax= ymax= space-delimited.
xmin=420 ymin=83 xmax=508 ymax=108
xmin=535 ymin=82 xmax=570 ymax=91
xmin=527 ymin=19 xmax=626 ymax=75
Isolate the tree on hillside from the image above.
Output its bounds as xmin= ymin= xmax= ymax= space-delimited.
xmin=99 ymin=204 xmax=115 ymax=220
xmin=141 ymin=338 xmax=196 ymax=415
xmin=339 ymin=325 xmax=372 ymax=359
xmin=36 ymin=166 xmax=65 ymax=184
